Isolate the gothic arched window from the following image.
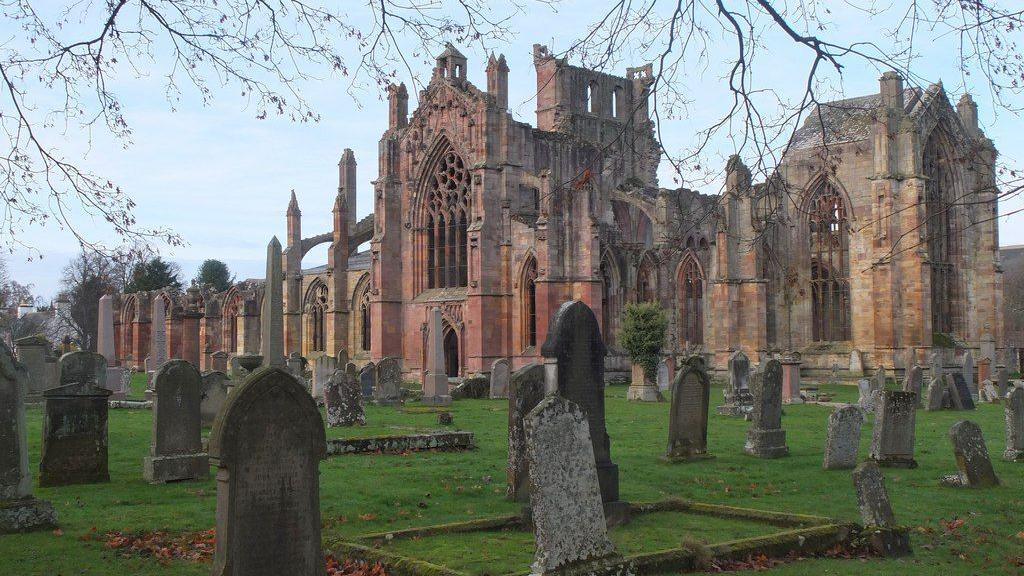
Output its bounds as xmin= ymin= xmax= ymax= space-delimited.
xmin=678 ymin=255 xmax=704 ymax=345
xmin=421 ymin=146 xmax=470 ymax=290
xmin=521 ymin=257 xmax=538 ymax=349
xmin=306 ymin=282 xmax=328 ymax=353
xmin=637 ymin=256 xmax=655 ymax=303
xmin=807 ymin=182 xmax=851 ymax=342
xmin=923 ymin=129 xmax=960 ymax=334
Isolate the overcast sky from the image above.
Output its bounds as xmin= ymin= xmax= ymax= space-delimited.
xmin=5 ymin=1 xmax=1023 ymax=300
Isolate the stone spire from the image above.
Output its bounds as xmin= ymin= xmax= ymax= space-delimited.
xmin=286 ymin=190 xmax=300 ymax=216
xmin=338 ymin=149 xmax=357 ymax=230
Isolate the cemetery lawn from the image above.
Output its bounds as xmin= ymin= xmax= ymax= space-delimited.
xmin=3 ymin=376 xmax=1022 ymax=575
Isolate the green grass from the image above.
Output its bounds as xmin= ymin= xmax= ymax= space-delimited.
xmin=3 ymin=376 xmax=1022 ymax=575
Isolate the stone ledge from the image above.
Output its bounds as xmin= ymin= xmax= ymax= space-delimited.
xmin=326 ymin=431 xmax=474 ymax=456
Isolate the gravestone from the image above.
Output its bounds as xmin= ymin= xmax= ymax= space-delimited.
xmin=945 ymin=373 xmax=976 ymax=410
xmin=850 ymin=349 xmax=864 ymax=376
xmin=325 ymin=364 xmax=365 ymax=427
xmin=929 ymin=350 xmax=944 ymax=382
xmin=144 ymin=360 xmax=209 ymax=483
xmin=656 ymin=358 xmax=670 ymax=393
xmin=0 ymin=340 xmax=58 ymax=533
xmin=39 ymin=352 xmax=112 ymax=487
xmin=869 ymin=391 xmax=918 ymax=468
xmin=996 ymin=366 xmax=1009 ymax=400
xmin=14 ymin=335 xmax=54 ymax=399
xmin=822 ymin=405 xmax=864 ymax=470
xmin=940 ymin=420 xmax=999 ymax=488
xmin=359 ymin=362 xmax=376 ymax=398
xmin=665 ymin=357 xmax=712 ymax=461
xmin=451 ymin=374 xmax=489 ymax=399
xmin=857 ymin=379 xmax=876 ymax=412
xmin=961 ymin=350 xmax=976 ymax=400
xmin=374 ymin=357 xmax=402 ymax=406
xmin=524 ymin=396 xmax=620 ymax=576
xmin=540 ymin=300 xmax=621 ymax=506
xmin=873 ymin=367 xmax=887 ymax=393
xmin=852 ymin=461 xmax=911 ymax=557
xmin=209 ymin=368 xmax=327 ymax=576
xmin=335 ymin=348 xmax=349 ymax=370
xmin=286 ymin=352 xmax=304 ymax=380
xmin=924 ymin=377 xmax=946 ymax=411
xmin=979 ymin=380 xmax=999 ymax=403
xmin=1003 ymin=387 xmax=1023 ymax=462
xmin=489 ymin=358 xmax=511 ymax=399
xmin=228 ymin=353 xmax=263 ymax=380
xmin=200 ymin=371 xmax=230 ymax=428
xmin=719 ymin=350 xmax=753 ymax=416
xmin=259 ymin=237 xmax=285 ymax=368
xmin=744 ymin=360 xmax=789 ymax=458
xmin=902 ymin=365 xmax=923 ymax=408
xmin=311 ymin=354 xmax=337 ymax=399
xmin=97 ymin=294 xmax=126 ymax=399
xmin=422 ymin=307 xmax=451 ymax=405
xmin=978 ymin=357 xmax=992 ymax=386
xmin=507 ymin=363 xmax=546 ymax=502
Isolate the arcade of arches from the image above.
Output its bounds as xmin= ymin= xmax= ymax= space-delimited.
xmin=109 ymin=51 xmax=1002 ymax=382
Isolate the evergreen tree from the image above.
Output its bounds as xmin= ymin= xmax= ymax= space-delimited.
xmin=194 ymin=259 xmax=234 ymax=292
xmin=620 ymin=302 xmax=668 ymax=380
xmin=124 ymin=256 xmax=182 ymax=293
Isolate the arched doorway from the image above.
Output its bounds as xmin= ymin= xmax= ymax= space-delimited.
xmin=443 ymin=328 xmax=459 ymax=378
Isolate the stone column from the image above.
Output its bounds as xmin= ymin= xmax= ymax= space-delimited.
xmin=180 ymin=312 xmax=202 ymax=368
xmin=780 ymin=351 xmax=803 ymax=404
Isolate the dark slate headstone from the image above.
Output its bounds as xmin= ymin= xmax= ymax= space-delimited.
xmin=359 ymin=362 xmax=375 ymax=398
xmin=525 ymin=396 xmax=620 ymax=575
xmin=996 ymin=366 xmax=1009 ymax=400
xmin=373 ymin=357 xmax=402 ymax=406
xmin=665 ymin=358 xmax=712 ymax=461
xmin=0 ymin=340 xmax=57 ymax=533
xmin=744 ymin=360 xmax=789 ymax=458
xmin=940 ymin=420 xmax=1000 ymax=488
xmin=507 ymin=363 xmax=546 ymax=502
xmin=209 ymin=368 xmax=327 ymax=576
xmin=200 ymin=371 xmax=230 ymax=428
xmin=869 ymin=390 xmax=918 ymax=468
xmin=852 ymin=461 xmax=911 ymax=557
xmin=144 ymin=360 xmax=209 ymax=483
xmin=326 ymin=365 xmax=365 ymax=427
xmin=1004 ymin=387 xmax=1024 ymax=462
xmin=540 ymin=300 xmax=620 ymax=504
xmin=39 ymin=352 xmax=112 ymax=487
xmin=946 ymin=373 xmax=976 ymax=410
xmin=822 ymin=405 xmax=863 ymax=470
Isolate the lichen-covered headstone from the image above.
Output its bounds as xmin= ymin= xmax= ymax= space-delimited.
xmin=39 ymin=352 xmax=112 ymax=487
xmin=718 ymin=350 xmax=753 ymax=416
xmin=902 ymin=365 xmax=923 ymax=408
xmin=924 ymin=377 xmax=946 ymax=411
xmin=996 ymin=366 xmax=1009 ymax=400
xmin=979 ymin=380 xmax=999 ymax=403
xmin=961 ymin=350 xmax=976 ymax=400
xmin=940 ymin=420 xmax=1000 ymax=488
xmin=200 ymin=371 xmax=230 ymax=428
xmin=744 ymin=360 xmax=789 ymax=458
xmin=489 ymin=358 xmax=511 ymax=399
xmin=852 ymin=461 xmax=911 ymax=557
xmin=326 ymin=364 xmax=365 ymax=427
xmin=655 ymin=358 xmax=670 ymax=393
xmin=525 ymin=396 xmax=620 ymax=576
xmin=507 ymin=363 xmax=545 ymax=502
xmin=374 ymin=357 xmax=402 ymax=406
xmin=541 ymin=300 xmax=621 ymax=506
xmin=144 ymin=360 xmax=209 ymax=483
xmin=311 ymin=354 xmax=337 ymax=399
xmin=849 ymin=349 xmax=864 ymax=376
xmin=822 ymin=406 xmax=863 ymax=470
xmin=869 ymin=390 xmax=918 ymax=468
xmin=665 ymin=357 xmax=712 ymax=461
xmin=857 ymin=379 xmax=876 ymax=412
xmin=0 ymin=340 xmax=57 ymax=533
xmin=1003 ymin=387 xmax=1023 ymax=462
xmin=209 ymin=368 xmax=327 ymax=576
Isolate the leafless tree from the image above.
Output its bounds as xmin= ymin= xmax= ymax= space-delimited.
xmin=55 ymin=250 xmax=126 ymax=350
xmin=0 ymin=1 xmax=528 ymax=256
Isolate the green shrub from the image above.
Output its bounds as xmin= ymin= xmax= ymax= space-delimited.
xmin=619 ymin=302 xmax=667 ymax=380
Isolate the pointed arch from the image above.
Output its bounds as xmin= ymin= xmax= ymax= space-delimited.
xmin=120 ymin=294 xmax=140 ymax=366
xmin=599 ymin=249 xmax=623 ymax=346
xmin=636 ymin=251 xmax=658 ymax=303
xmin=351 ymin=273 xmax=372 ymax=352
xmin=414 ymin=135 xmax=471 ymax=292
xmin=676 ymin=251 xmax=705 ymax=346
xmin=922 ymin=123 xmax=963 ymax=335
xmin=519 ymin=254 xmax=539 ymax=349
xmin=222 ymin=287 xmax=244 ymax=354
xmin=303 ymin=279 xmax=329 ymax=354
xmin=442 ymin=321 xmax=460 ymax=378
xmin=803 ymin=178 xmax=852 ymax=342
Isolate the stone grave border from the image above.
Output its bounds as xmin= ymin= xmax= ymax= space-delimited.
xmin=326 ymin=431 xmax=474 ymax=456
xmin=332 ymin=498 xmax=909 ymax=576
